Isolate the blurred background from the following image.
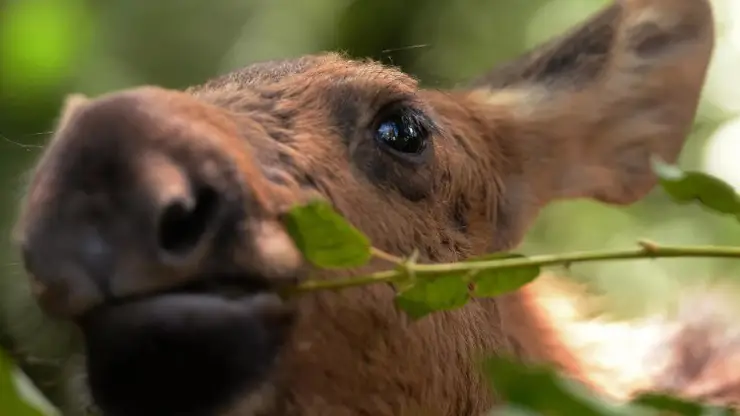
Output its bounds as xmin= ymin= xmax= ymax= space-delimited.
xmin=1 ymin=0 xmax=739 ymax=414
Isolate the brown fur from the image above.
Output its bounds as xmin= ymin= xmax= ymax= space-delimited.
xmin=11 ymin=1 xmax=727 ymax=415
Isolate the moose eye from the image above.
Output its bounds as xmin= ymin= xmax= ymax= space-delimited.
xmin=374 ymin=112 xmax=429 ymax=155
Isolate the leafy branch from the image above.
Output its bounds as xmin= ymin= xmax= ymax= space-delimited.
xmin=484 ymin=355 xmax=737 ymax=416
xmin=276 ymin=158 xmax=740 ymax=416
xmin=286 ymin=240 xmax=740 ymax=294
xmin=281 ymin=158 xmax=740 ymax=321
xmin=0 ymin=349 xmax=48 ymax=416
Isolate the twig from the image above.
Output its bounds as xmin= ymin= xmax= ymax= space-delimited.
xmin=282 ymin=241 xmax=740 ymax=296
xmin=369 ymin=247 xmax=405 ymax=264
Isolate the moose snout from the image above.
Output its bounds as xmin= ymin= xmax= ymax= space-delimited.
xmin=12 ymin=88 xmax=303 ymax=416
xmin=14 ymin=88 xmax=304 ymax=320
xmin=19 ymin=160 xmax=221 ymax=318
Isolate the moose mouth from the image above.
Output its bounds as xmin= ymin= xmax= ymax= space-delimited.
xmin=77 ymin=273 xmax=295 ymax=416
xmin=96 ymin=272 xmax=278 ymax=307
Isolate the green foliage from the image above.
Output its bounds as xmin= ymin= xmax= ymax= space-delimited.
xmin=631 ymin=392 xmax=736 ymax=416
xmin=283 ymin=200 xmax=372 ymax=268
xmin=280 ymin=175 xmax=740 ymax=323
xmin=469 ymin=253 xmax=541 ymax=298
xmin=652 ymin=157 xmax=740 ymax=219
xmin=394 ymin=253 xmax=541 ymax=319
xmin=484 ymin=356 xmax=634 ymax=416
xmin=278 ymin=164 xmax=740 ymax=415
xmin=395 ymin=275 xmax=471 ymax=319
xmin=284 ymin=200 xmax=542 ymax=319
xmin=0 ymin=350 xmax=48 ymax=416
xmin=484 ymin=355 xmax=737 ymax=416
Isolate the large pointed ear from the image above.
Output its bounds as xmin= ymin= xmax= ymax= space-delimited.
xmin=467 ymin=0 xmax=715 ymax=206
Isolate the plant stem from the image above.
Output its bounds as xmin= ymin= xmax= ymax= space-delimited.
xmin=370 ymin=247 xmax=404 ymax=264
xmin=283 ymin=242 xmax=740 ymax=295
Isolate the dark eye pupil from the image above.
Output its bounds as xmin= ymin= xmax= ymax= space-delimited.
xmin=375 ymin=115 xmax=426 ymax=154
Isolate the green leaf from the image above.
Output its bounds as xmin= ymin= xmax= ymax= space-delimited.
xmin=394 ymin=252 xmax=539 ymax=319
xmin=395 ymin=275 xmax=470 ymax=320
xmin=0 ymin=349 xmax=48 ymax=416
xmin=282 ymin=200 xmax=372 ymax=268
xmin=482 ymin=356 xmax=639 ymax=416
xmin=469 ymin=253 xmax=540 ymax=298
xmin=493 ymin=405 xmax=544 ymax=416
xmin=651 ymin=157 xmax=740 ymax=217
xmin=483 ymin=356 xmax=737 ymax=416
xmin=631 ymin=392 xmax=737 ymax=416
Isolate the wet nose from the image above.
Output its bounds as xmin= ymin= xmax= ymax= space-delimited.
xmin=144 ymin=154 xmax=220 ymax=266
xmin=15 ymin=91 xmax=232 ymax=317
xmin=19 ymin=162 xmax=223 ymax=318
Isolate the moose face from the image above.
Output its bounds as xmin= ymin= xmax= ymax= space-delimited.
xmin=13 ymin=1 xmax=714 ymax=415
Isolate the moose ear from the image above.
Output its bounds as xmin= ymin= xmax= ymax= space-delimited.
xmin=467 ymin=0 xmax=715 ymax=206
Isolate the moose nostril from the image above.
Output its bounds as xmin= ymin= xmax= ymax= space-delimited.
xmin=157 ymin=186 xmax=220 ymax=261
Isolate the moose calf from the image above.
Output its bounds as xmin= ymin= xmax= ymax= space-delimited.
xmin=13 ymin=0 xmax=732 ymax=415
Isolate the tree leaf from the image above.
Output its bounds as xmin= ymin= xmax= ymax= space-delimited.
xmin=651 ymin=157 xmax=740 ymax=217
xmin=631 ymin=392 xmax=737 ymax=416
xmin=395 ymin=275 xmax=470 ymax=320
xmin=482 ymin=356 xmax=640 ymax=416
xmin=282 ymin=200 xmax=372 ymax=268
xmin=0 ymin=349 xmax=48 ymax=416
xmin=394 ymin=252 xmax=540 ymax=320
xmin=469 ymin=253 xmax=541 ymax=298
xmin=492 ymin=406 xmax=545 ymax=416
xmin=484 ymin=356 xmax=737 ymax=416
